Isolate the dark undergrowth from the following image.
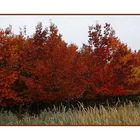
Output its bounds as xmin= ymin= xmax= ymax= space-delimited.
xmin=1 ymin=94 xmax=140 ymax=118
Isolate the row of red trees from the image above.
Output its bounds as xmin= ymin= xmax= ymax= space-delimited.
xmin=0 ymin=22 xmax=140 ymax=107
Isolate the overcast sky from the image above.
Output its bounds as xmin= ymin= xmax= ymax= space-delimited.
xmin=0 ymin=15 xmax=140 ymax=51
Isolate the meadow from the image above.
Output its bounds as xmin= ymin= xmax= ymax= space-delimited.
xmin=0 ymin=101 xmax=140 ymax=125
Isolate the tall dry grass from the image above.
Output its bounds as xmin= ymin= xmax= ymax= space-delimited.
xmin=0 ymin=102 xmax=140 ymax=125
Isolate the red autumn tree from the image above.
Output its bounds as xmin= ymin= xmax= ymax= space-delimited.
xmin=80 ymin=23 xmax=134 ymax=97
xmin=0 ymin=22 xmax=140 ymax=107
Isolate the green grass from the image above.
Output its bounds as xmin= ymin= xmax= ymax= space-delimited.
xmin=0 ymin=102 xmax=140 ymax=125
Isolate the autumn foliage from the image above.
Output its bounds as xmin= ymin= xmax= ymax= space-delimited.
xmin=0 ymin=22 xmax=140 ymax=107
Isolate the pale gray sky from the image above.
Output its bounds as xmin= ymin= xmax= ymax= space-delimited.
xmin=0 ymin=15 xmax=140 ymax=50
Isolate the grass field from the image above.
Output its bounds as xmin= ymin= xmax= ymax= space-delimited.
xmin=0 ymin=101 xmax=140 ymax=125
